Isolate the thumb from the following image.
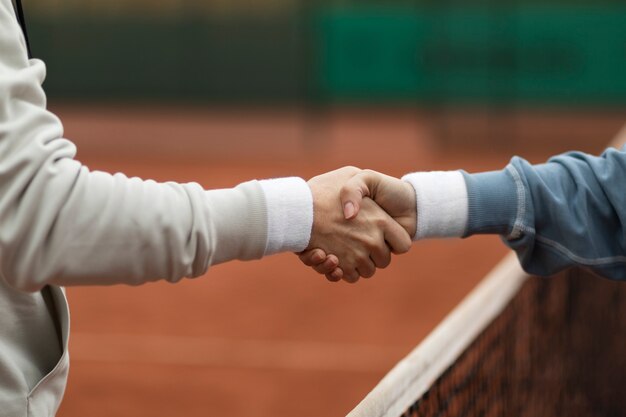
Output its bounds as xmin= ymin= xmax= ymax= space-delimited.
xmin=339 ymin=171 xmax=381 ymax=219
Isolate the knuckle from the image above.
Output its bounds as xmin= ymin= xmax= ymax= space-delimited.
xmin=377 ymin=256 xmax=391 ymax=269
xmin=356 ymin=253 xmax=371 ymax=266
xmin=361 ymin=268 xmax=376 ymax=279
xmin=326 ymin=274 xmax=340 ymax=282
xmin=365 ymin=236 xmax=383 ymax=252
xmin=357 ymin=260 xmax=376 ymax=277
xmin=341 ymin=166 xmax=360 ymax=175
xmin=375 ymin=217 xmax=389 ymax=229
xmin=340 ymin=183 xmax=353 ymax=196
xmin=343 ymin=273 xmax=359 ymax=284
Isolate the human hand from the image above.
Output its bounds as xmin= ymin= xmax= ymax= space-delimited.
xmin=340 ymin=169 xmax=417 ymax=236
xmin=300 ymin=169 xmax=417 ymax=280
xmin=302 ymin=167 xmax=412 ymax=283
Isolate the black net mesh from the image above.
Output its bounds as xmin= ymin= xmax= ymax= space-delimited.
xmin=401 ymin=268 xmax=626 ymax=417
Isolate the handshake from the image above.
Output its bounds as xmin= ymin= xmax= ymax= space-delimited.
xmin=299 ymin=167 xmax=417 ymax=283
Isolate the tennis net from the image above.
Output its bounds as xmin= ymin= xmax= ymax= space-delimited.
xmin=346 ymin=253 xmax=626 ymax=417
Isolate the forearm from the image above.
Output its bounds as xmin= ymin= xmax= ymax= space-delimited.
xmin=0 ymin=162 xmax=259 ymax=290
xmin=495 ymin=149 xmax=626 ymax=279
xmin=1 ymin=137 xmax=313 ymax=291
xmin=0 ymin=128 xmax=314 ymax=290
xmin=404 ymin=148 xmax=626 ymax=280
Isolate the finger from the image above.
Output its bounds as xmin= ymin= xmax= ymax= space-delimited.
xmin=339 ymin=172 xmax=377 ymax=219
xmin=298 ymin=249 xmax=327 ymax=266
xmin=382 ymin=218 xmax=413 ymax=255
xmin=313 ymin=255 xmax=339 ymax=275
xmin=370 ymin=244 xmax=392 ymax=269
xmin=342 ymin=269 xmax=360 ymax=284
xmin=356 ymin=257 xmax=377 ymax=279
xmin=325 ymin=267 xmax=343 ymax=282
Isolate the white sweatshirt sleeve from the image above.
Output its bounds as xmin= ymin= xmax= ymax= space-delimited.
xmin=0 ymin=1 xmax=313 ymax=292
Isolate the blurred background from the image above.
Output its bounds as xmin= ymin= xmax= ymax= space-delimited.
xmin=23 ymin=0 xmax=625 ymax=415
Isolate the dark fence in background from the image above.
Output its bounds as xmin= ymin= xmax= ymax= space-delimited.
xmin=30 ymin=16 xmax=306 ymax=103
xmin=28 ymin=3 xmax=626 ymax=106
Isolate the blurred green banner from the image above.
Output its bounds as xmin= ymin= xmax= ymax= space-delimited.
xmin=317 ymin=5 xmax=626 ymax=104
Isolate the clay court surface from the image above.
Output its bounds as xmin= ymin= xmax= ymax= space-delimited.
xmin=52 ymin=106 xmax=620 ymax=417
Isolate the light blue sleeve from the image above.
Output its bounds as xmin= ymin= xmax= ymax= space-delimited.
xmin=462 ymin=146 xmax=626 ymax=280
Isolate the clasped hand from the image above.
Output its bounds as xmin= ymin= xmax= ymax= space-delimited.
xmin=299 ymin=167 xmax=417 ymax=283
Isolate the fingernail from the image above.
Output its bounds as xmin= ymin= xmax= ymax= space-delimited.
xmin=312 ymin=251 xmax=324 ymax=263
xmin=344 ymin=202 xmax=355 ymax=219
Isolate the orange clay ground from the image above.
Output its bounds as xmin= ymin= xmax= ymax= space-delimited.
xmin=53 ymin=106 xmax=618 ymax=417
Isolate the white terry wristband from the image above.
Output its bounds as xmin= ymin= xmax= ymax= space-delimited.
xmin=401 ymin=171 xmax=469 ymax=240
xmin=259 ymin=177 xmax=313 ymax=255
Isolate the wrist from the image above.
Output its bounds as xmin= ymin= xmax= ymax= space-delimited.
xmin=399 ymin=181 xmax=418 ymax=238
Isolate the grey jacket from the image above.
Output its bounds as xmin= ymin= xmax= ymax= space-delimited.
xmin=464 ymin=147 xmax=626 ymax=280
